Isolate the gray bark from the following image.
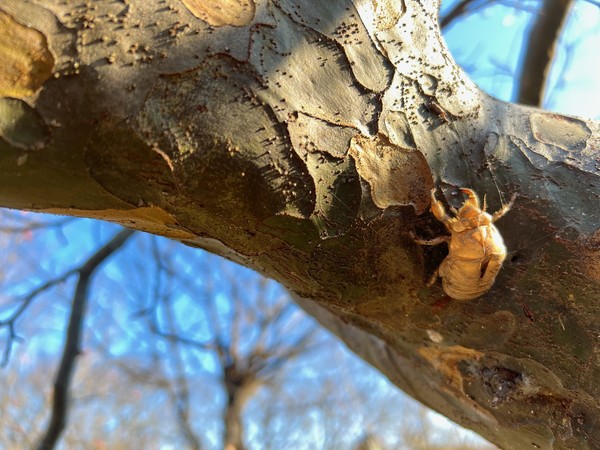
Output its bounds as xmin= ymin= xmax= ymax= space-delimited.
xmin=1 ymin=1 xmax=599 ymax=448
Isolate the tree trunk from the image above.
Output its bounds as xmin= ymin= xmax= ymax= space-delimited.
xmin=1 ymin=1 xmax=599 ymax=448
xmin=223 ymin=365 xmax=259 ymax=450
xmin=224 ymin=400 xmax=245 ymax=450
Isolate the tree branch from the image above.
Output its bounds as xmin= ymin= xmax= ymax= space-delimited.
xmin=440 ymin=0 xmax=488 ymax=30
xmin=0 ymin=271 xmax=74 ymax=366
xmin=35 ymin=228 xmax=135 ymax=450
xmin=162 ymin=293 xmax=204 ymax=450
xmin=515 ymin=0 xmax=574 ymax=105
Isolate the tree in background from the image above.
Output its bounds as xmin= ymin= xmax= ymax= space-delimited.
xmin=1 ymin=0 xmax=599 ymax=448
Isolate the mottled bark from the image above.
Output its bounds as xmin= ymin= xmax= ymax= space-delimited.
xmin=1 ymin=1 xmax=599 ymax=448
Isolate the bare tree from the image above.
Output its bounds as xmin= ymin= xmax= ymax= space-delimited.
xmin=143 ymin=237 xmax=322 ymax=450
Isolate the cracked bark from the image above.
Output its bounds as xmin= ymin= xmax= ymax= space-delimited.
xmin=1 ymin=1 xmax=599 ymax=448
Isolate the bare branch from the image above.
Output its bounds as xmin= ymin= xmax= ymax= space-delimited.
xmin=144 ymin=239 xmax=214 ymax=350
xmin=35 ymin=228 xmax=135 ymax=450
xmin=515 ymin=0 xmax=575 ymax=106
xmin=162 ymin=291 xmax=204 ymax=450
xmin=582 ymin=0 xmax=600 ymax=7
xmin=149 ymin=325 xmax=215 ymax=350
xmin=0 ymin=272 xmax=75 ymax=366
xmin=440 ymin=0 xmax=488 ymax=30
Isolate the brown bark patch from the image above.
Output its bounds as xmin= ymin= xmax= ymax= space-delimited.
xmin=580 ymin=228 xmax=600 ymax=283
xmin=418 ymin=345 xmax=497 ymax=423
xmin=0 ymin=9 xmax=54 ymax=98
xmin=419 ymin=345 xmax=483 ymax=394
xmin=180 ymin=0 xmax=255 ymax=27
xmin=349 ymin=133 xmax=433 ymax=213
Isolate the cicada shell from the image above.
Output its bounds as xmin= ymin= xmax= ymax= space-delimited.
xmin=414 ymin=188 xmax=515 ymax=300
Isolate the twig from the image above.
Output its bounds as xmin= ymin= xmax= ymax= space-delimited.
xmin=0 ymin=218 xmax=74 ymax=233
xmin=0 ymin=272 xmax=75 ymax=367
xmin=440 ymin=0 xmax=485 ymax=30
xmin=162 ymin=292 xmax=203 ymax=450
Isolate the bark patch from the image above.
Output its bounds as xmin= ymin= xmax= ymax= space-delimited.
xmin=274 ymin=0 xmax=393 ymax=93
xmin=0 ymin=10 xmax=54 ymax=98
xmin=580 ymin=228 xmax=600 ymax=283
xmin=419 ymin=345 xmax=483 ymax=394
xmin=373 ymin=0 xmax=406 ymax=30
xmin=419 ymin=345 xmax=497 ymax=423
xmin=42 ymin=206 xmax=196 ymax=240
xmin=136 ymin=55 xmax=315 ymax=220
xmin=0 ymin=97 xmax=49 ymax=150
xmin=180 ymin=0 xmax=255 ymax=27
xmin=250 ymin=9 xmax=378 ymax=132
xmin=349 ymin=133 xmax=433 ymax=213
xmin=530 ymin=112 xmax=591 ymax=152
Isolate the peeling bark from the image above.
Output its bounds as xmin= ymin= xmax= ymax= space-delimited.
xmin=1 ymin=1 xmax=599 ymax=448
